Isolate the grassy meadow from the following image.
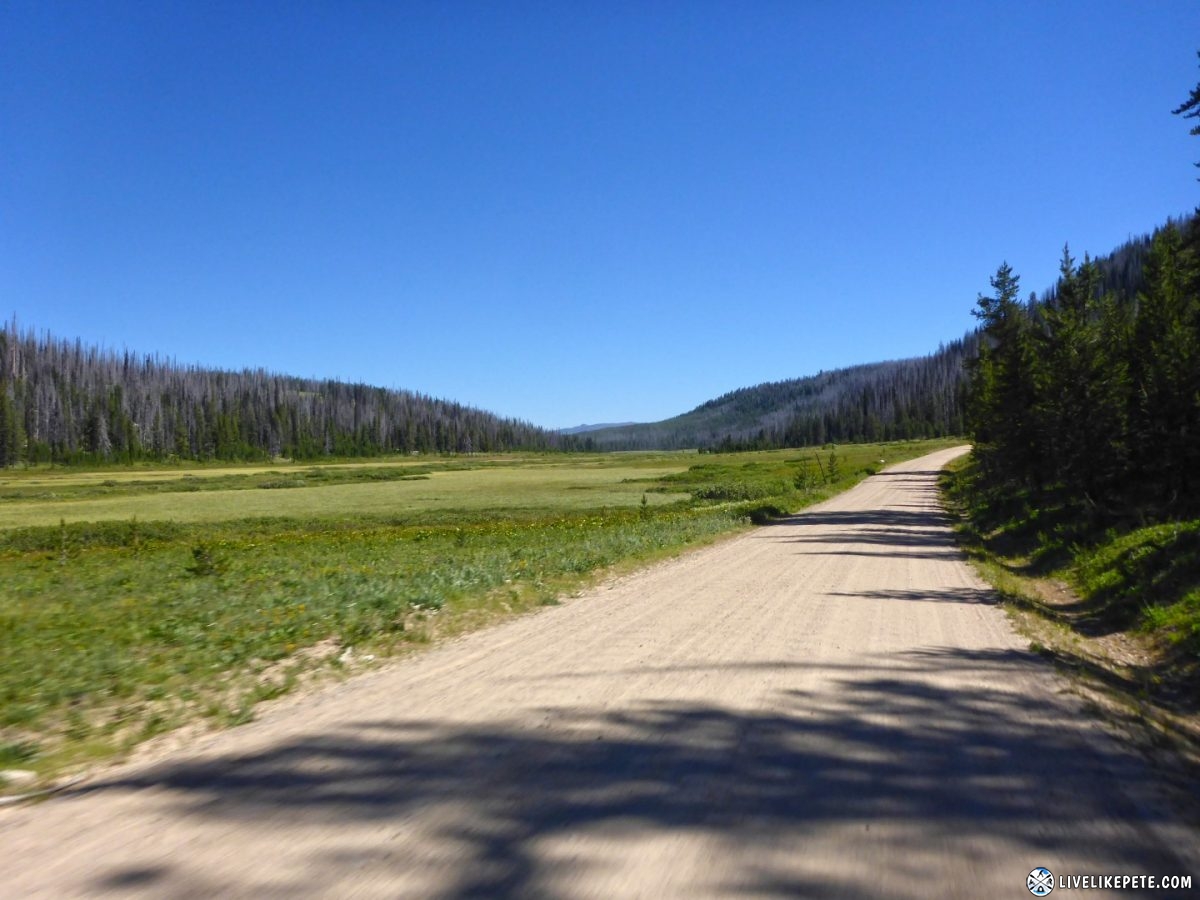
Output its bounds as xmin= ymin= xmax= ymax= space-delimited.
xmin=1 ymin=439 xmax=957 ymax=787
xmin=0 ymin=460 xmax=686 ymax=529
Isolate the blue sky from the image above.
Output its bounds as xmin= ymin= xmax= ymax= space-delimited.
xmin=3 ymin=2 xmax=1197 ymax=428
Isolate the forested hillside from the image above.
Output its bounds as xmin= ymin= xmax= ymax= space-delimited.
xmin=0 ymin=325 xmax=569 ymax=465
xmin=585 ymin=346 xmax=974 ymax=451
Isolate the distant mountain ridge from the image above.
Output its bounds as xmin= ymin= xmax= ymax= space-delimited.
xmin=557 ymin=422 xmax=638 ymax=435
xmin=580 ymin=348 xmax=972 ymax=451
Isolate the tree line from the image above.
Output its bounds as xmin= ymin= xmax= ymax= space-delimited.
xmin=968 ymin=218 xmax=1199 ymax=517
xmin=0 ymin=325 xmax=575 ymax=466
xmin=966 ymin=65 xmax=1200 ymax=518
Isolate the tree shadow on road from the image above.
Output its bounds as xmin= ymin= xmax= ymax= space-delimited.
xmin=70 ymin=648 xmax=1192 ymax=898
xmin=870 ymin=474 xmax=930 ymax=480
xmin=765 ymin=509 xmax=953 ymax=531
xmin=826 ymin=587 xmax=997 ymax=604
xmin=758 ymin=507 xmax=968 ymax=562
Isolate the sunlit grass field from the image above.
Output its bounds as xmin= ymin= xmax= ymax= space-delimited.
xmin=0 ymin=440 xmax=959 ymax=785
xmin=0 ymin=458 xmax=688 ymax=528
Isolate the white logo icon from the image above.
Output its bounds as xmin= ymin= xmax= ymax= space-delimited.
xmin=1028 ymin=867 xmax=1054 ymax=896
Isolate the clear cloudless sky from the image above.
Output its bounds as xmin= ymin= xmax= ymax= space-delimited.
xmin=2 ymin=1 xmax=1198 ymax=428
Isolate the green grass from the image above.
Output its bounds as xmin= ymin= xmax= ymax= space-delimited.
xmin=1 ymin=506 xmax=747 ymax=770
xmin=1 ymin=439 xmax=956 ymax=783
xmin=1074 ymin=522 xmax=1200 ymax=649
xmin=942 ymin=453 xmax=1200 ymax=690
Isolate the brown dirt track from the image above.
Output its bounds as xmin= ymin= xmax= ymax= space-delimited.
xmin=3 ymin=446 xmax=1196 ymax=898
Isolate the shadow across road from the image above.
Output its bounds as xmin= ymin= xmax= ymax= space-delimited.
xmin=764 ymin=508 xmax=953 ymax=531
xmin=71 ymin=648 xmax=1191 ymax=899
xmin=759 ymin=506 xmax=965 ymax=562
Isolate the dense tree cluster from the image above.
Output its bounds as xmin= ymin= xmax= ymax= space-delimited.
xmin=0 ymin=325 xmax=570 ymax=466
xmin=967 ymin=217 xmax=1200 ymax=515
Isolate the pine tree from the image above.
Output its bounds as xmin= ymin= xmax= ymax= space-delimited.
xmin=1036 ymin=250 xmax=1127 ymax=501
xmin=0 ymin=390 xmax=15 ymax=467
xmin=968 ymin=263 xmax=1039 ymax=484
xmin=1129 ymin=223 xmax=1199 ymax=508
xmin=1172 ymin=50 xmax=1200 ymax=177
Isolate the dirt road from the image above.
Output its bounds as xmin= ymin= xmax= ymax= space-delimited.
xmin=3 ymin=447 xmax=1195 ymax=898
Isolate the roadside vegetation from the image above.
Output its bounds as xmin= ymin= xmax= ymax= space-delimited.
xmin=0 ymin=439 xmax=954 ymax=790
xmin=943 ymin=456 xmax=1199 ymax=695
